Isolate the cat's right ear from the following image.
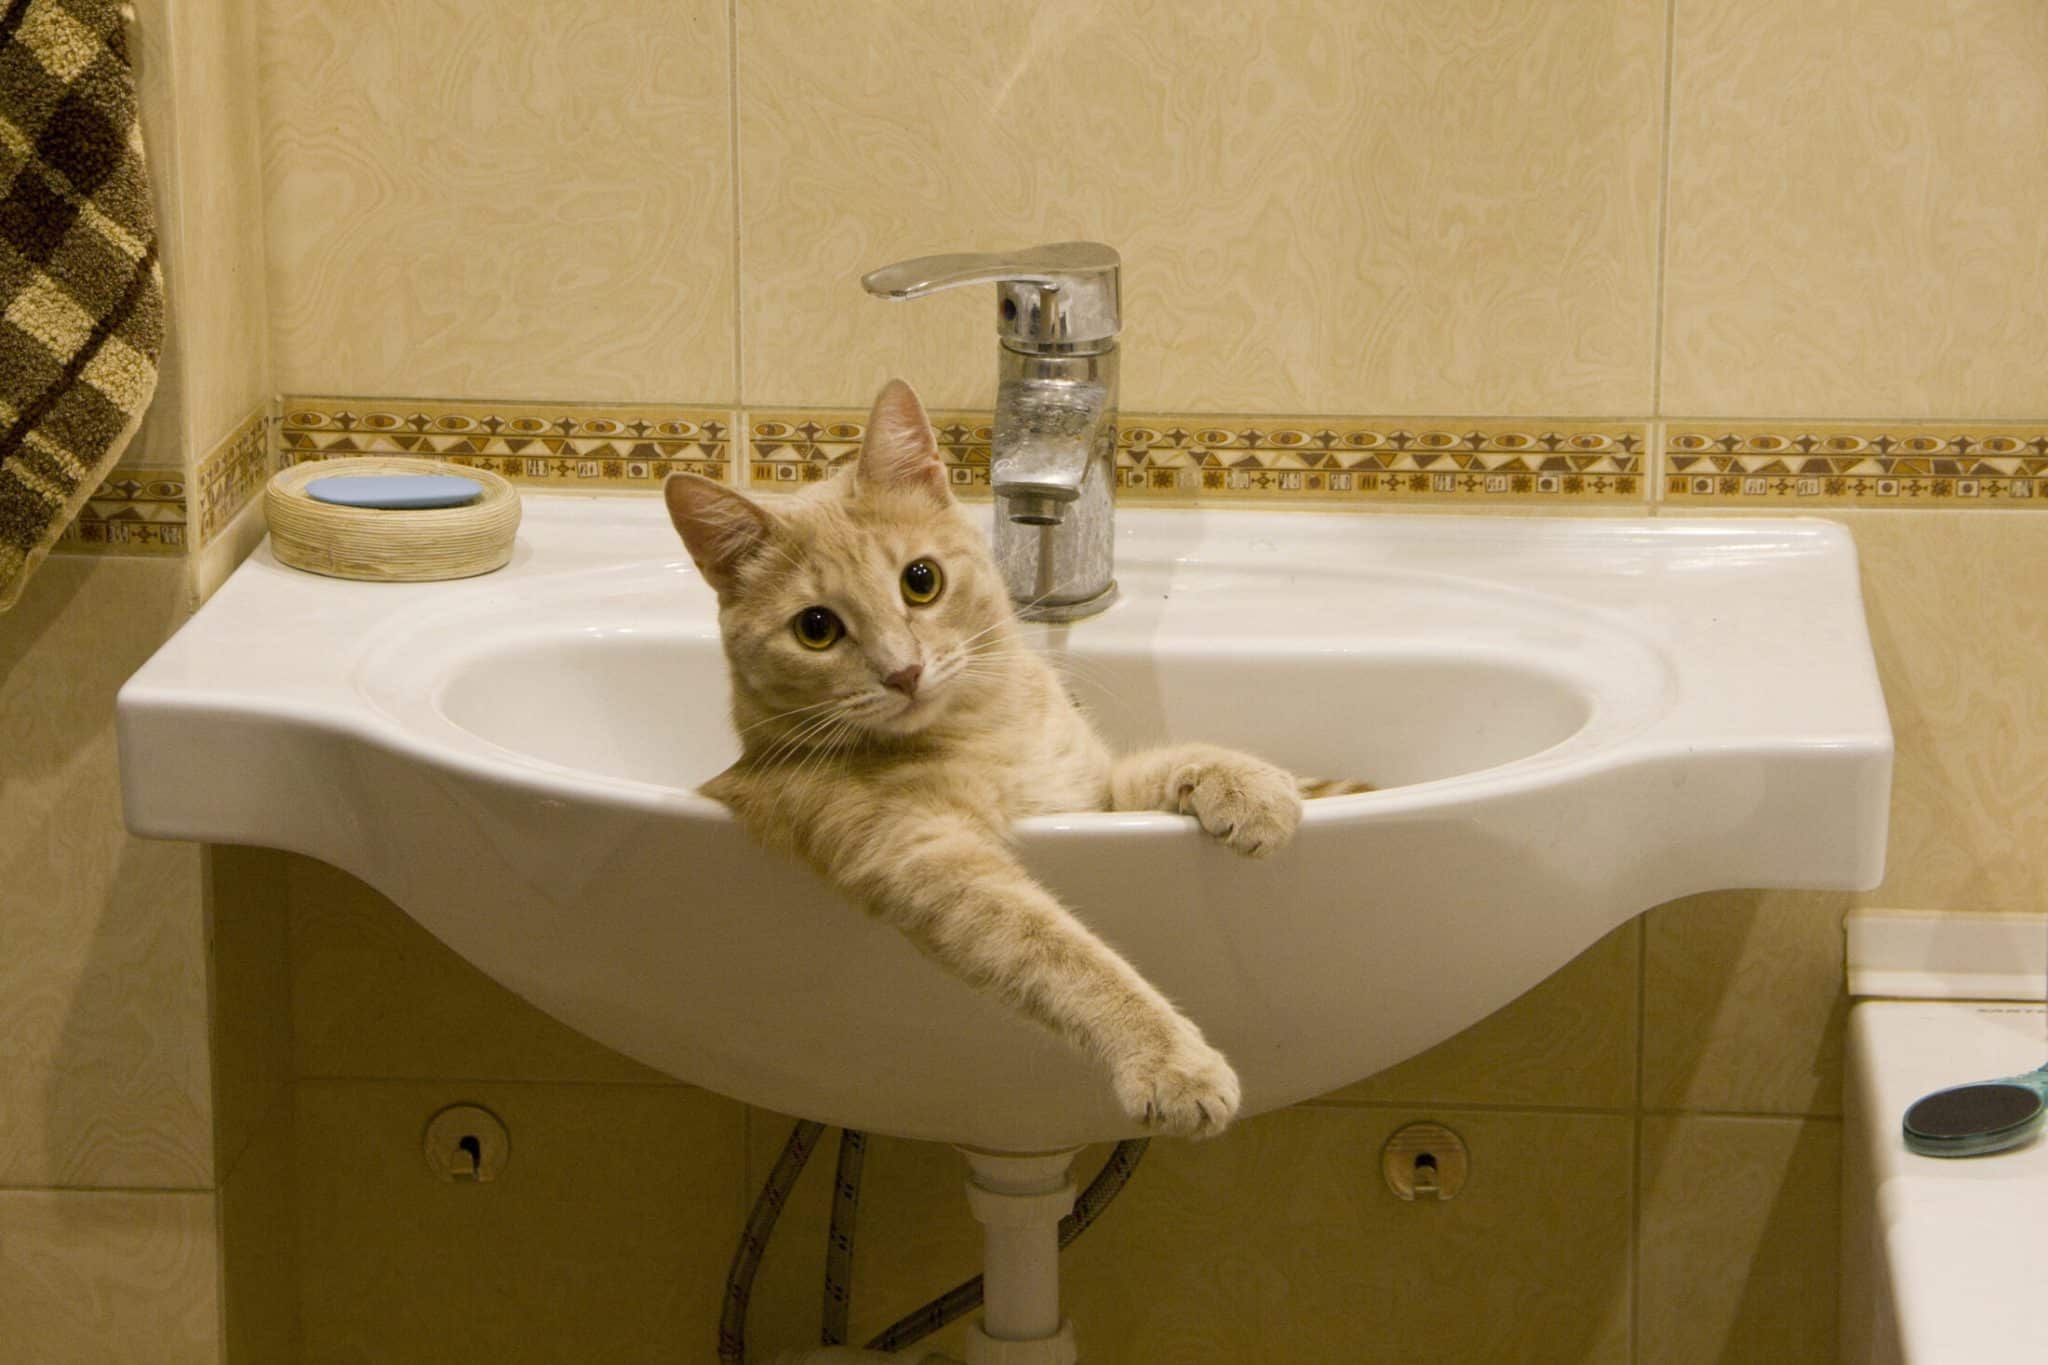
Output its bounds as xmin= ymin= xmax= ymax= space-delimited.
xmin=663 ymin=474 xmax=773 ymax=594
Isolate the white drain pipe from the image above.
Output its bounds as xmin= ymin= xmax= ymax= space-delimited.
xmin=959 ymin=1149 xmax=1081 ymax=1365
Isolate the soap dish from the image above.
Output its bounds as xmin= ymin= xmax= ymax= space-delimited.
xmin=265 ymin=458 xmax=521 ymax=582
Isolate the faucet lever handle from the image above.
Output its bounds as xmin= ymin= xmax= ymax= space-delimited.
xmin=862 ymin=242 xmax=1120 ymax=350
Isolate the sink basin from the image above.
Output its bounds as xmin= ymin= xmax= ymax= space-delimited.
xmin=118 ymin=497 xmax=1892 ymax=1150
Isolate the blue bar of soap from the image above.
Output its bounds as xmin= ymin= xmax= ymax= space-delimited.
xmin=305 ymin=474 xmax=484 ymax=510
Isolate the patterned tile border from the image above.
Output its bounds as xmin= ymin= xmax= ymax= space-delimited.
xmin=53 ymin=464 xmax=187 ymax=555
xmin=1663 ymin=423 xmax=2048 ymax=507
xmin=750 ymin=412 xmax=1646 ymax=503
xmin=267 ymin=400 xmax=2048 ymax=511
xmin=194 ymin=408 xmax=273 ymax=545
xmin=279 ymin=398 xmax=733 ymax=490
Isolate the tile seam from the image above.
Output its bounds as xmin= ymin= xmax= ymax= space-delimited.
xmin=725 ymin=0 xmax=745 ymax=425
xmin=0 ymin=1183 xmax=216 ymax=1197
xmin=1648 ymin=0 xmax=1679 ymax=424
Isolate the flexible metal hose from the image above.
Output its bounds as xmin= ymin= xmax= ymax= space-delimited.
xmin=821 ymin=1127 xmax=868 ymax=1345
xmin=719 ymin=1119 xmax=826 ymax=1365
xmin=863 ymin=1138 xmax=1151 ymax=1353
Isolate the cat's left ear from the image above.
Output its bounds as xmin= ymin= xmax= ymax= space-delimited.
xmin=855 ymin=378 xmax=948 ymax=502
xmin=663 ymin=473 xmax=773 ymax=594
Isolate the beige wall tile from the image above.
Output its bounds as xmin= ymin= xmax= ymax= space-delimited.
xmin=169 ymin=0 xmax=271 ymax=455
xmin=257 ymin=0 xmax=736 ymax=403
xmin=1328 ymin=919 xmax=1639 ymax=1111
xmin=1068 ymin=1106 xmax=1633 ymax=1362
xmin=1642 ymin=891 xmax=1849 ymax=1117
xmin=739 ymin=0 xmax=1664 ymax=415
xmin=286 ymin=854 xmax=669 ymax=1084
xmin=0 ymin=1188 xmax=221 ymax=1363
xmin=126 ymin=0 xmax=187 ymax=472
xmin=295 ymin=1079 xmax=742 ymax=1364
xmin=744 ymin=1108 xmax=1631 ymax=1363
xmin=0 ymin=556 xmax=211 ymax=1189
xmin=1840 ymin=510 xmax=2048 ymax=914
xmin=220 ymin=1093 xmax=296 ymax=1364
xmin=1663 ymin=0 xmax=2048 ymax=418
xmin=1638 ymin=1116 xmax=1840 ymax=1365
xmin=208 ymin=845 xmax=292 ymax=1180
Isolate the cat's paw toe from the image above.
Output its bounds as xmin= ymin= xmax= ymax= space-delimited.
xmin=1171 ymin=761 xmax=1302 ymax=858
xmin=1115 ymin=1040 xmax=1241 ymax=1139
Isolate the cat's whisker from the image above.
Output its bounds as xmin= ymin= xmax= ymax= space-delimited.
xmin=747 ymin=700 xmax=859 ymax=770
xmin=734 ymin=694 xmax=850 ymax=737
xmin=770 ymin=712 xmax=859 ymax=825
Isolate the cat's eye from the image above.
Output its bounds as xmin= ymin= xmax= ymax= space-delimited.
xmin=792 ymin=606 xmax=843 ymax=650
xmin=901 ymin=559 xmax=944 ymax=606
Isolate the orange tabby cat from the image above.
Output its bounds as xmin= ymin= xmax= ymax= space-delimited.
xmin=666 ymin=380 xmax=1302 ymax=1136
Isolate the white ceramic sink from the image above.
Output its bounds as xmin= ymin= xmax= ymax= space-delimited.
xmin=118 ymin=497 xmax=1891 ymax=1150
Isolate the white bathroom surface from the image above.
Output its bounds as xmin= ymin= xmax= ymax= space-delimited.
xmin=1847 ymin=1000 xmax=2048 ymax=1364
xmin=120 ymin=495 xmax=1892 ymax=1149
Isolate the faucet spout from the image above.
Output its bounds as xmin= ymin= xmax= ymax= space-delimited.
xmin=991 ymin=373 xmax=1109 ymax=526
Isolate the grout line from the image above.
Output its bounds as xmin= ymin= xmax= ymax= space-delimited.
xmin=294 ymin=1073 xmax=697 ymax=1090
xmin=1631 ymin=910 xmax=1649 ymax=1362
xmin=1649 ymin=0 xmax=1679 ymax=421
xmin=1647 ymin=417 xmax=1664 ymax=508
xmin=1297 ymin=1097 xmax=1636 ymax=1118
xmin=1661 ymin=413 xmax=2048 ymax=426
xmin=269 ymin=394 xmax=2048 ymax=428
xmin=726 ymin=0 xmax=746 ymax=435
xmin=1638 ymin=1108 xmax=1843 ymax=1123
xmin=216 ymin=1085 xmax=294 ymax=1191
xmin=0 ymin=1183 xmax=215 ymax=1196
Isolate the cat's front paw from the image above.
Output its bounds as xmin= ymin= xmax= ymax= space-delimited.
xmin=1169 ymin=754 xmax=1302 ymax=858
xmin=1113 ymin=1028 xmax=1241 ymax=1139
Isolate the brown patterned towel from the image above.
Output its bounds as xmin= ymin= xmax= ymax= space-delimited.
xmin=0 ymin=0 xmax=162 ymax=611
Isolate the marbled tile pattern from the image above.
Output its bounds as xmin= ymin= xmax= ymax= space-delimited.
xmin=1637 ymin=1116 xmax=1841 ymax=1364
xmin=295 ymin=1079 xmax=744 ymax=1364
xmin=193 ymin=407 xmax=272 ymax=546
xmin=52 ymin=465 xmax=187 ymax=554
xmin=286 ymin=854 xmax=668 ymax=1085
xmin=738 ymin=0 xmax=1666 ymax=416
xmin=0 ymin=1189 xmax=221 ymax=1363
xmin=279 ymin=398 xmax=733 ymax=490
xmin=1663 ymin=422 xmax=2048 ymax=506
xmin=257 ymin=0 xmax=735 ymax=403
xmin=751 ymin=411 xmax=1647 ymax=503
xmin=165 ymin=0 xmax=272 ymax=459
xmin=1662 ymin=0 xmax=2048 ymax=420
xmin=0 ymin=556 xmax=210 ymax=1191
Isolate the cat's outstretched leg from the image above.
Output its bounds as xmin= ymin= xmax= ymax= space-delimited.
xmin=819 ymin=806 xmax=1240 ymax=1138
xmin=1109 ymin=743 xmax=1303 ymax=858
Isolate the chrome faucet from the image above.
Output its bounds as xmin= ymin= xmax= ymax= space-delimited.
xmin=862 ymin=242 xmax=1120 ymax=622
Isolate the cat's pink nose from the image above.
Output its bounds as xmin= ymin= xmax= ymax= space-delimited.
xmin=883 ymin=664 xmax=923 ymax=697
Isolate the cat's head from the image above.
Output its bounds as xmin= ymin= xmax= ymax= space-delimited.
xmin=664 ymin=379 xmax=1013 ymax=744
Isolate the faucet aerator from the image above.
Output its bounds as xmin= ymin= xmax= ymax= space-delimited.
xmin=1001 ymin=490 xmax=1071 ymax=527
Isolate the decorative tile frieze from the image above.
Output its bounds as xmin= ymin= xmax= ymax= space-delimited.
xmin=748 ymin=410 xmax=990 ymax=490
xmin=749 ymin=412 xmax=1646 ymax=503
xmin=194 ymin=409 xmax=273 ymax=546
xmin=1663 ymin=423 xmax=2048 ymax=506
xmin=53 ymin=466 xmax=187 ymax=555
xmin=278 ymin=398 xmax=734 ymax=490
